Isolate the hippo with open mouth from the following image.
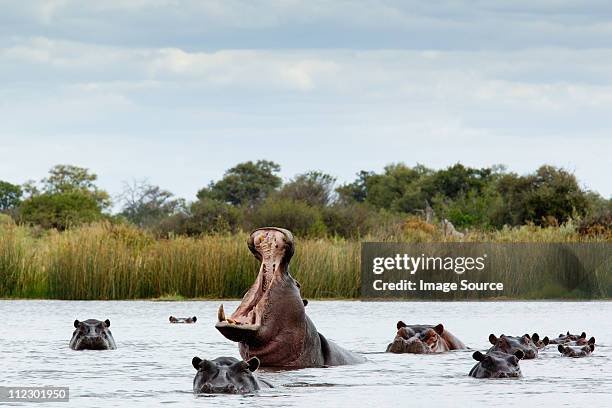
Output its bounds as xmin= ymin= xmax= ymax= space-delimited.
xmin=192 ymin=356 xmax=272 ymax=394
xmin=488 ymin=333 xmax=539 ymax=359
xmin=386 ymin=321 xmax=466 ymax=353
xmin=70 ymin=319 xmax=116 ymax=350
xmin=169 ymin=316 xmax=197 ymax=324
xmin=469 ymin=350 xmax=524 ymax=378
xmin=215 ymin=227 xmax=365 ymax=368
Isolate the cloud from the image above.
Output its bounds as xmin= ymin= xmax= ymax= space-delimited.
xmin=0 ymin=2 xmax=611 ymax=198
xmin=3 ymin=1 xmax=612 ymax=50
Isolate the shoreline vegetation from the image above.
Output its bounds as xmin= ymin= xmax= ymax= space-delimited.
xmin=1 ymin=161 xmax=611 ymax=300
xmin=1 ymin=221 xmax=610 ymax=300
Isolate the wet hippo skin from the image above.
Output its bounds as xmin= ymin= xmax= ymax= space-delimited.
xmin=70 ymin=319 xmax=116 ymax=350
xmin=469 ymin=350 xmax=524 ymax=378
xmin=386 ymin=321 xmax=466 ymax=353
xmin=192 ymin=356 xmax=272 ymax=394
xmin=488 ymin=333 xmax=539 ymax=359
xmin=531 ymin=332 xmax=550 ymax=349
xmin=558 ymin=337 xmax=595 ymax=358
xmin=549 ymin=331 xmax=588 ymax=345
xmin=215 ymin=227 xmax=365 ymax=368
xmin=169 ymin=316 xmax=197 ymax=324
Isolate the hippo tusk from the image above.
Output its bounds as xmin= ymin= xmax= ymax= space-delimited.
xmin=218 ymin=304 xmax=226 ymax=322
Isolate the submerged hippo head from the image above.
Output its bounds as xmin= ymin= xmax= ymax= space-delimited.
xmin=192 ymin=356 xmax=269 ymax=394
xmin=558 ymin=341 xmax=595 ymax=358
xmin=386 ymin=322 xmax=449 ymax=354
xmin=169 ymin=316 xmax=197 ymax=324
xmin=488 ymin=333 xmax=538 ymax=359
xmin=531 ymin=333 xmax=550 ymax=349
xmin=469 ymin=350 xmax=524 ymax=378
xmin=216 ymin=229 xmax=304 ymax=350
xmin=549 ymin=331 xmax=587 ymax=344
xmin=569 ymin=334 xmax=594 ymax=346
xmin=70 ymin=319 xmax=116 ymax=350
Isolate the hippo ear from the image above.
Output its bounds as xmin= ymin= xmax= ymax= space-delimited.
xmin=589 ymin=344 xmax=595 ymax=352
xmin=104 ymin=319 xmax=110 ymax=327
xmin=580 ymin=332 xmax=586 ymax=339
xmin=567 ymin=331 xmax=570 ymax=335
xmin=524 ymin=333 xmax=531 ymax=339
xmin=543 ymin=336 xmax=550 ymax=345
xmin=588 ymin=337 xmax=595 ymax=345
xmin=434 ymin=324 xmax=444 ymax=335
xmin=74 ymin=320 xmax=80 ymax=328
xmin=488 ymin=334 xmax=498 ymax=345
xmin=472 ymin=351 xmax=485 ymax=361
xmin=192 ymin=357 xmax=202 ymax=370
xmin=302 ymin=299 xmax=309 ymax=307
xmin=169 ymin=316 xmax=174 ymax=321
xmin=397 ymin=321 xmax=407 ymax=330
xmin=531 ymin=333 xmax=539 ymax=343
xmin=558 ymin=345 xmax=565 ymax=353
xmin=514 ymin=350 xmax=525 ymax=360
xmin=246 ymin=357 xmax=260 ymax=372
xmin=192 ymin=316 xmax=197 ymax=322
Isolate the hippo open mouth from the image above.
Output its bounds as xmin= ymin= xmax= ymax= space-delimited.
xmin=215 ymin=228 xmax=296 ymax=343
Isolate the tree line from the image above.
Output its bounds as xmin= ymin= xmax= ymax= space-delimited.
xmin=1 ymin=161 xmax=610 ymax=238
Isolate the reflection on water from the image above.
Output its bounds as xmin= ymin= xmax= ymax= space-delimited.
xmin=0 ymin=300 xmax=610 ymax=407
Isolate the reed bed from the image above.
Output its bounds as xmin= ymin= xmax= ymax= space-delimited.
xmin=0 ymin=222 xmax=609 ymax=300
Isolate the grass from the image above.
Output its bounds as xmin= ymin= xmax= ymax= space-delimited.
xmin=0 ymin=221 xmax=609 ymax=300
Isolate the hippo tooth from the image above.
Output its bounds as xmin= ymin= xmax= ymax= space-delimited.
xmin=218 ymin=304 xmax=226 ymax=322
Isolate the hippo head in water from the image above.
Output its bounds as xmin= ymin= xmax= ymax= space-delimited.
xmin=549 ymin=331 xmax=587 ymax=345
xmin=558 ymin=340 xmax=595 ymax=358
xmin=531 ymin=333 xmax=550 ymax=349
xmin=215 ymin=227 xmax=363 ymax=368
xmin=70 ymin=319 xmax=116 ymax=350
xmin=469 ymin=350 xmax=524 ymax=378
xmin=169 ymin=316 xmax=197 ymax=324
xmin=488 ymin=333 xmax=538 ymax=359
xmin=192 ymin=356 xmax=271 ymax=394
xmin=386 ymin=321 xmax=466 ymax=354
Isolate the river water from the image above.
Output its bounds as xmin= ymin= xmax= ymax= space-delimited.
xmin=1 ymin=300 xmax=610 ymax=407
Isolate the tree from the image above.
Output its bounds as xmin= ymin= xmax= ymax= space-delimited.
xmin=41 ymin=164 xmax=111 ymax=209
xmin=197 ymin=160 xmax=282 ymax=207
xmin=336 ymin=170 xmax=373 ymax=204
xmin=19 ymin=191 xmax=103 ymax=230
xmin=17 ymin=165 xmax=110 ymax=229
xmin=493 ymin=165 xmax=589 ymax=226
xmin=277 ymin=171 xmax=336 ymax=207
xmin=337 ymin=164 xmax=432 ymax=212
xmin=0 ymin=181 xmax=22 ymax=212
xmin=118 ymin=180 xmax=184 ymax=228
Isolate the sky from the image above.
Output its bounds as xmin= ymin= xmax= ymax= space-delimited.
xmin=1 ymin=0 xmax=611 ymax=207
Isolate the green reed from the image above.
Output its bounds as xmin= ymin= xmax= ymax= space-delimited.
xmin=0 ymin=221 xmax=608 ymax=300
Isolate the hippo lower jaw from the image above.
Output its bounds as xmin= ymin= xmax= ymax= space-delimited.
xmin=215 ymin=321 xmax=261 ymax=343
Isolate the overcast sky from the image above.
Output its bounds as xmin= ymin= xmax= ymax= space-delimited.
xmin=1 ymin=0 xmax=611 ymax=205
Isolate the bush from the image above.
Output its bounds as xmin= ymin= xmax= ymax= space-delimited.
xmin=19 ymin=191 xmax=104 ymax=230
xmin=322 ymin=203 xmax=374 ymax=238
xmin=248 ymin=198 xmax=327 ymax=237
